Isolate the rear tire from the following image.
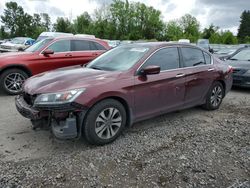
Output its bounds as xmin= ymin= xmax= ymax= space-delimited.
xmin=203 ymin=81 xmax=224 ymax=110
xmin=0 ymin=69 xmax=28 ymax=95
xmin=83 ymin=99 xmax=126 ymax=145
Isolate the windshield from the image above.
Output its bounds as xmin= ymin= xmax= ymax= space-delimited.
xmin=11 ymin=38 xmax=26 ymax=44
xmin=87 ymin=46 xmax=149 ymax=71
xmin=36 ymin=36 xmax=48 ymax=42
xmin=25 ymin=38 xmax=53 ymax=52
xmin=230 ymin=49 xmax=250 ymax=61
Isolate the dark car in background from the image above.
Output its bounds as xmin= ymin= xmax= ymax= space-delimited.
xmin=0 ymin=36 xmax=110 ymax=95
xmin=15 ymin=42 xmax=233 ymax=145
xmin=225 ymin=46 xmax=250 ymax=88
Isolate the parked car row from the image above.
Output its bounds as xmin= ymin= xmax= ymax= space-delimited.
xmin=0 ymin=36 xmax=110 ymax=94
xmin=0 ymin=37 xmax=35 ymax=52
xmin=14 ymin=42 xmax=233 ymax=145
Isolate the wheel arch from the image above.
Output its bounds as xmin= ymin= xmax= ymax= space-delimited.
xmin=215 ymin=79 xmax=226 ymax=97
xmin=85 ymin=95 xmax=133 ymax=128
xmin=0 ymin=65 xmax=32 ymax=77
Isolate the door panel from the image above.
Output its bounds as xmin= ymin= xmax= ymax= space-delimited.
xmin=180 ymin=47 xmax=215 ymax=106
xmin=133 ymin=47 xmax=185 ymax=121
xmin=184 ymin=65 xmax=215 ymax=105
xmin=134 ymin=70 xmax=186 ymax=120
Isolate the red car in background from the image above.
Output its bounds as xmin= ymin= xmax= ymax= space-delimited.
xmin=0 ymin=37 xmax=110 ymax=95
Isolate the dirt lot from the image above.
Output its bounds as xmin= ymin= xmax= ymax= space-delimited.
xmin=0 ymin=88 xmax=249 ymax=188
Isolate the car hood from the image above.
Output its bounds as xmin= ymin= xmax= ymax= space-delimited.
xmin=1 ymin=42 xmax=22 ymax=48
xmin=226 ymin=60 xmax=250 ymax=69
xmin=24 ymin=67 xmax=122 ymax=95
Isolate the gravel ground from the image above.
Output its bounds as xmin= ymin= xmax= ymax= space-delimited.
xmin=0 ymin=88 xmax=249 ymax=188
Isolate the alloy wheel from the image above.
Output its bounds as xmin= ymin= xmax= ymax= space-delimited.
xmin=210 ymin=86 xmax=223 ymax=107
xmin=95 ymin=107 xmax=122 ymax=139
xmin=4 ymin=73 xmax=26 ymax=93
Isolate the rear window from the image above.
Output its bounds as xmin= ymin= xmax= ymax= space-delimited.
xmin=71 ymin=40 xmax=91 ymax=51
xmin=181 ymin=47 xmax=206 ymax=67
xmin=90 ymin=41 xmax=106 ymax=50
xmin=71 ymin=40 xmax=106 ymax=51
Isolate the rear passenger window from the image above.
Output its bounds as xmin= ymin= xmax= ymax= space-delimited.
xmin=141 ymin=47 xmax=179 ymax=71
xmin=90 ymin=41 xmax=106 ymax=50
xmin=203 ymin=52 xmax=211 ymax=64
xmin=181 ymin=48 xmax=205 ymax=67
xmin=71 ymin=40 xmax=91 ymax=51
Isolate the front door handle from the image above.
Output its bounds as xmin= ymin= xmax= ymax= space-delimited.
xmin=208 ymin=68 xmax=215 ymax=72
xmin=176 ymin=73 xmax=185 ymax=78
xmin=65 ymin=53 xmax=72 ymax=57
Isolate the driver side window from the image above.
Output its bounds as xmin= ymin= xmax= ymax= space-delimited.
xmin=141 ymin=47 xmax=180 ymax=71
xmin=47 ymin=40 xmax=70 ymax=53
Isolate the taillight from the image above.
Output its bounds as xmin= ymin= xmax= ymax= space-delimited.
xmin=228 ymin=65 xmax=233 ymax=73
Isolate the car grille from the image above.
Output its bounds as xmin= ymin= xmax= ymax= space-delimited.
xmin=23 ymin=93 xmax=36 ymax=106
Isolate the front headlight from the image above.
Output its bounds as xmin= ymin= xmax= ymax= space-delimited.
xmin=34 ymin=89 xmax=85 ymax=105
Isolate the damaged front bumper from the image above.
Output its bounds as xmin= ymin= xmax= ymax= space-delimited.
xmin=15 ymin=95 xmax=88 ymax=140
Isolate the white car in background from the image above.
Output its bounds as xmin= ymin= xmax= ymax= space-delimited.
xmin=36 ymin=32 xmax=74 ymax=42
xmin=0 ymin=37 xmax=35 ymax=52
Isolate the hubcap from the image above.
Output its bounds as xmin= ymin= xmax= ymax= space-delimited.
xmin=4 ymin=73 xmax=26 ymax=93
xmin=95 ymin=107 xmax=122 ymax=139
xmin=210 ymin=86 xmax=223 ymax=107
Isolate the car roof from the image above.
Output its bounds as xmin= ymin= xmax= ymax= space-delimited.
xmin=47 ymin=36 xmax=106 ymax=42
xmin=123 ymin=42 xmax=197 ymax=49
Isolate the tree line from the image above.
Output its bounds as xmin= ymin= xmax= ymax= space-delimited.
xmin=0 ymin=0 xmax=249 ymax=44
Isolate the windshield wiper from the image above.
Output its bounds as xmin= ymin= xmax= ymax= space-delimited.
xmin=229 ymin=58 xmax=238 ymax=61
xmin=90 ymin=66 xmax=103 ymax=70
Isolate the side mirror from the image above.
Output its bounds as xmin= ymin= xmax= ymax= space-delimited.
xmin=140 ymin=65 xmax=161 ymax=75
xmin=42 ymin=49 xmax=54 ymax=56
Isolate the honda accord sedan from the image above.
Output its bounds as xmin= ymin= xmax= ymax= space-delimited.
xmin=16 ymin=42 xmax=233 ymax=145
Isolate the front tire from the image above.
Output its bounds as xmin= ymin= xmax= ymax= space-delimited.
xmin=83 ymin=99 xmax=127 ymax=145
xmin=0 ymin=69 xmax=28 ymax=95
xmin=203 ymin=81 xmax=224 ymax=110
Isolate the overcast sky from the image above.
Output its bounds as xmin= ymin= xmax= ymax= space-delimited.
xmin=0 ymin=0 xmax=249 ymax=34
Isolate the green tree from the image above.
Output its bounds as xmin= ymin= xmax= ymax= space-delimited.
xmin=202 ymin=24 xmax=219 ymax=39
xmin=41 ymin=13 xmax=51 ymax=31
xmin=221 ymin=31 xmax=238 ymax=44
xmin=238 ymin=10 xmax=250 ymax=43
xmin=165 ymin=20 xmax=183 ymax=41
xmin=0 ymin=26 xmax=9 ymax=39
xmin=179 ymin=14 xmax=200 ymax=42
xmin=53 ymin=17 xmax=73 ymax=33
xmin=0 ymin=2 xmax=33 ymax=37
xmin=73 ymin=12 xmax=92 ymax=34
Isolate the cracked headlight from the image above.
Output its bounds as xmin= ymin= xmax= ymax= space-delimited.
xmin=34 ymin=89 xmax=85 ymax=105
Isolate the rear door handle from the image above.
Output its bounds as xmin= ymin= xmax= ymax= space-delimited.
xmin=176 ymin=73 xmax=185 ymax=78
xmin=208 ymin=68 xmax=215 ymax=72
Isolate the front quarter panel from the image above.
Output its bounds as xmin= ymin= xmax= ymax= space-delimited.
xmin=74 ymin=74 xmax=134 ymax=109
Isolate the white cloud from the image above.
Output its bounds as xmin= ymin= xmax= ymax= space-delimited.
xmin=0 ymin=0 xmax=247 ymax=34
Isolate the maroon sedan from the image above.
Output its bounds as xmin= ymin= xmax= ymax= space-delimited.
xmin=15 ymin=42 xmax=233 ymax=145
xmin=0 ymin=36 xmax=110 ymax=95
